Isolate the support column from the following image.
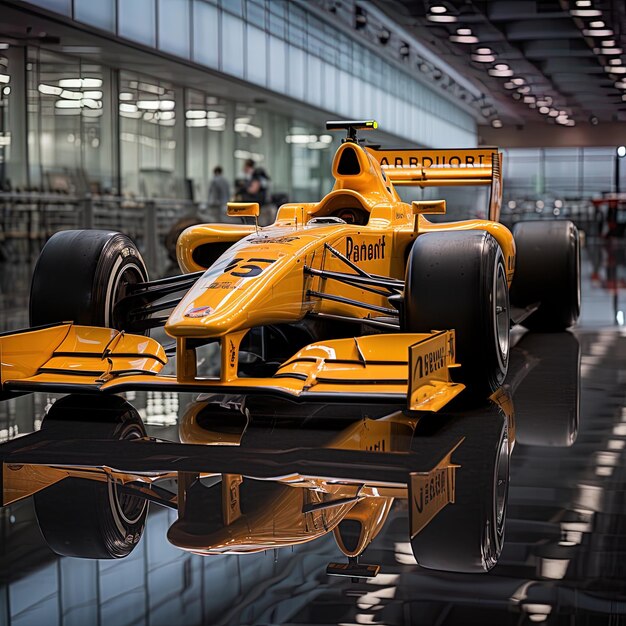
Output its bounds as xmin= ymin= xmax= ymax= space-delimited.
xmin=5 ymin=45 xmax=28 ymax=190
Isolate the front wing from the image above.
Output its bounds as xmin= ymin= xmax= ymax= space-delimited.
xmin=0 ymin=324 xmax=463 ymax=411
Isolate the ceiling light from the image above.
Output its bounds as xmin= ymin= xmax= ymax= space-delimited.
xmin=119 ymin=92 xmax=133 ymax=101
xmin=491 ymin=119 xmax=502 ymax=128
xmin=556 ymin=115 xmax=569 ymax=124
xmin=576 ymin=0 xmax=592 ymax=5
xmin=136 ymin=100 xmax=160 ymax=110
xmin=0 ymin=43 xmax=8 ymax=50
xmin=570 ymin=9 xmax=602 ymax=17
xmin=600 ymin=48 xmax=622 ymax=55
xmin=523 ymin=95 xmax=535 ymax=103
xmin=427 ymin=14 xmax=457 ymax=22
xmin=517 ymin=86 xmax=531 ymax=94
xmin=38 ymin=83 xmax=62 ymax=95
xmin=186 ymin=110 xmax=206 ymax=119
xmin=119 ymin=103 xmax=138 ymax=113
xmin=602 ymin=40 xmax=616 ymax=47
xmin=583 ymin=29 xmax=613 ymax=36
xmin=566 ymin=120 xmax=576 ymax=126
xmin=59 ymin=77 xmax=102 ymax=88
xmin=430 ymin=4 xmax=447 ymax=13
xmin=83 ymin=90 xmax=102 ymax=99
xmin=494 ymin=63 xmax=509 ymax=70
xmin=607 ymin=66 xmax=626 ymax=74
xmin=614 ymin=81 xmax=626 ymax=89
xmin=590 ymin=21 xmax=605 ymax=28
xmin=549 ymin=109 xmax=559 ymax=117
xmin=55 ymin=100 xmax=81 ymax=109
xmin=475 ymin=47 xmax=492 ymax=55
xmin=539 ymin=106 xmax=550 ymax=114
xmin=60 ymin=89 xmax=82 ymax=100
xmin=512 ymin=77 xmax=525 ymax=85
xmin=457 ymin=28 xmax=472 ymax=35
xmin=472 ymin=54 xmax=495 ymax=62
xmin=450 ymin=34 xmax=479 ymax=43
xmin=617 ymin=146 xmax=626 ymax=158
xmin=489 ymin=68 xmax=513 ymax=76
xmin=504 ymin=81 xmax=516 ymax=89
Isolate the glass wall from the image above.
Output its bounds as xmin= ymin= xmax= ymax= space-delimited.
xmin=25 ymin=48 xmax=116 ymax=194
xmin=503 ymin=147 xmax=626 ymax=201
xmin=0 ymin=50 xmax=9 ymax=190
xmin=21 ymin=0 xmax=477 ymax=148
xmin=119 ymin=72 xmax=184 ymax=199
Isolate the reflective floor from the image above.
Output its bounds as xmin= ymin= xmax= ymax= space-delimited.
xmin=0 ymin=238 xmax=626 ymax=625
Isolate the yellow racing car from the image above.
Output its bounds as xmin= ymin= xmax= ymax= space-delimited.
xmin=0 ymin=120 xmax=580 ymax=408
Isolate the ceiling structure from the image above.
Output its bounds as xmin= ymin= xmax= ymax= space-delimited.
xmin=366 ymin=0 xmax=626 ymax=129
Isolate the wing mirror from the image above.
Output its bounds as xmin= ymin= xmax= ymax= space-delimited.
xmin=227 ymin=202 xmax=260 ymax=218
xmin=411 ymin=200 xmax=446 ymax=215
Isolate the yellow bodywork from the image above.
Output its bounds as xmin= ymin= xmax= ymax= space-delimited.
xmin=0 ymin=130 xmax=514 ymax=410
xmin=169 ymin=403 xmax=462 ymax=556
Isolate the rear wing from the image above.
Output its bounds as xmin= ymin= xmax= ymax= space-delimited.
xmin=366 ymin=147 xmax=503 ymax=222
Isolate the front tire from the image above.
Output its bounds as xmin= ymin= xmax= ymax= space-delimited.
xmin=403 ymin=230 xmax=510 ymax=398
xmin=30 ymin=230 xmax=148 ymax=329
xmin=33 ymin=395 xmax=148 ymax=559
xmin=409 ymin=405 xmax=510 ymax=573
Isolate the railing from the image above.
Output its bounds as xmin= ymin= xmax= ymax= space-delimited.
xmin=0 ymin=192 xmax=223 ymax=275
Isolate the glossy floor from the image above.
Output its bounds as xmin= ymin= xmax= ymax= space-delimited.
xmin=0 ymin=239 xmax=626 ymax=625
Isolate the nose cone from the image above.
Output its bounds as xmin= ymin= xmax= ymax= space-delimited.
xmin=165 ymin=233 xmax=308 ymax=338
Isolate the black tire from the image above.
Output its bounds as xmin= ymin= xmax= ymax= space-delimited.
xmin=409 ymin=405 xmax=510 ymax=573
xmin=403 ymin=230 xmax=510 ymax=398
xmin=510 ymin=220 xmax=580 ymax=331
xmin=509 ymin=332 xmax=580 ymax=447
xmin=33 ymin=395 xmax=148 ymax=559
xmin=30 ymin=230 xmax=148 ymax=330
xmin=164 ymin=216 xmax=202 ymax=263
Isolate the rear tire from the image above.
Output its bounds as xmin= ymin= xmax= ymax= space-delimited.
xmin=30 ymin=230 xmax=148 ymax=330
xmin=403 ymin=230 xmax=510 ymax=398
xmin=510 ymin=220 xmax=580 ymax=331
xmin=33 ymin=395 xmax=148 ymax=559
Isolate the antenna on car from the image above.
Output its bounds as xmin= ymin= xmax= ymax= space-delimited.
xmin=326 ymin=120 xmax=378 ymax=143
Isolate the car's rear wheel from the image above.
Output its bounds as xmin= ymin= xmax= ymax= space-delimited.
xmin=510 ymin=220 xmax=580 ymax=331
xmin=30 ymin=230 xmax=148 ymax=330
xmin=402 ymin=230 xmax=510 ymax=398
xmin=33 ymin=395 xmax=148 ymax=559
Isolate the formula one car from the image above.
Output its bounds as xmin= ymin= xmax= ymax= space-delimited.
xmin=0 ymin=120 xmax=580 ymax=408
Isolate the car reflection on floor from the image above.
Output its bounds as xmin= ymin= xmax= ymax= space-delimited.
xmin=0 ymin=331 xmax=580 ymax=587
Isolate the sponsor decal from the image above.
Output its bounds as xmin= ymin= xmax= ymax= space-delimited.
xmin=248 ymin=235 xmax=300 ymax=245
xmin=345 ymin=235 xmax=386 ymax=263
xmin=379 ymin=153 xmax=490 ymax=168
xmin=414 ymin=345 xmax=446 ymax=379
xmin=229 ymin=339 xmax=236 ymax=368
xmin=185 ymin=305 xmax=213 ymax=318
xmin=207 ymin=280 xmax=239 ymax=290
xmin=413 ymin=467 xmax=449 ymax=514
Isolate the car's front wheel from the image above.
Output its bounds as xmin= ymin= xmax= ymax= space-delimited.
xmin=33 ymin=395 xmax=148 ymax=559
xmin=30 ymin=230 xmax=148 ymax=330
xmin=402 ymin=230 xmax=510 ymax=399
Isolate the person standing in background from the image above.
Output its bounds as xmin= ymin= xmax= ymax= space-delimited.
xmin=236 ymin=159 xmax=270 ymax=206
xmin=208 ymin=166 xmax=230 ymax=220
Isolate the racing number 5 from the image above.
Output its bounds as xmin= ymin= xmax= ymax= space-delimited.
xmin=224 ymin=257 xmax=273 ymax=278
